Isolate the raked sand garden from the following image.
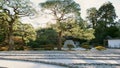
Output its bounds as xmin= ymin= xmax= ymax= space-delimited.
xmin=0 ymin=49 xmax=120 ymax=68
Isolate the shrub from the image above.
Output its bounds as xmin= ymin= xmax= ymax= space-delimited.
xmin=81 ymin=42 xmax=89 ymax=45
xmin=13 ymin=36 xmax=23 ymax=45
xmin=23 ymin=46 xmax=32 ymax=51
xmin=14 ymin=45 xmax=24 ymax=50
xmin=29 ymin=42 xmax=40 ymax=48
xmin=95 ymin=46 xmax=106 ymax=51
xmin=43 ymin=44 xmax=54 ymax=50
xmin=67 ymin=44 xmax=74 ymax=50
xmin=0 ymin=46 xmax=9 ymax=51
xmin=82 ymin=45 xmax=91 ymax=50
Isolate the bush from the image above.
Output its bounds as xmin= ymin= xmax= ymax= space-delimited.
xmin=14 ymin=45 xmax=24 ymax=50
xmin=30 ymin=42 xmax=40 ymax=48
xmin=81 ymin=45 xmax=91 ymax=50
xmin=13 ymin=36 xmax=23 ymax=45
xmin=67 ymin=44 xmax=74 ymax=50
xmin=95 ymin=46 xmax=106 ymax=51
xmin=23 ymin=46 xmax=32 ymax=51
xmin=0 ymin=46 xmax=9 ymax=51
xmin=43 ymin=44 xmax=54 ymax=50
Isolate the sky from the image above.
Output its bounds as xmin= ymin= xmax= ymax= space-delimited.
xmin=21 ymin=0 xmax=120 ymax=28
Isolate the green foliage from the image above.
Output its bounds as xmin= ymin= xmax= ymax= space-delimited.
xmin=0 ymin=21 xmax=36 ymax=49
xmin=87 ymin=7 xmax=98 ymax=29
xmin=106 ymin=26 xmax=119 ymax=38
xmin=86 ymin=2 xmax=119 ymax=45
xmin=81 ymin=42 xmax=89 ymax=45
xmin=43 ymin=44 xmax=54 ymax=50
xmin=81 ymin=45 xmax=91 ymax=50
xmin=14 ymin=45 xmax=24 ymax=50
xmin=13 ymin=45 xmax=31 ymax=51
xmin=40 ymin=0 xmax=80 ymax=15
xmin=39 ymin=0 xmax=81 ymax=50
xmin=13 ymin=22 xmax=36 ymax=45
xmin=67 ymin=44 xmax=74 ymax=50
xmin=98 ymin=2 xmax=117 ymax=25
xmin=0 ymin=0 xmax=36 ymax=50
xmin=81 ymin=42 xmax=91 ymax=50
xmin=28 ymin=40 xmax=39 ymax=48
xmin=64 ymin=19 xmax=95 ymax=40
xmin=96 ymin=2 xmax=117 ymax=42
xmin=28 ymin=28 xmax=57 ymax=48
xmin=37 ymin=28 xmax=58 ymax=45
xmin=95 ymin=46 xmax=106 ymax=51
xmin=115 ymin=20 xmax=120 ymax=38
xmin=0 ymin=35 xmax=4 ymax=42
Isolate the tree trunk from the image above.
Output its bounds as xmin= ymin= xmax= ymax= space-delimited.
xmin=93 ymin=18 xmax=97 ymax=29
xmin=4 ymin=32 xmax=9 ymax=45
xmin=57 ymin=31 xmax=62 ymax=50
xmin=8 ymin=24 xmax=14 ymax=51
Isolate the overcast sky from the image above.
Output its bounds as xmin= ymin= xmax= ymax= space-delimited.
xmin=21 ymin=0 xmax=120 ymax=28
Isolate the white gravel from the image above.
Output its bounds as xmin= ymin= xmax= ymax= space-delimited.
xmin=0 ymin=49 xmax=120 ymax=68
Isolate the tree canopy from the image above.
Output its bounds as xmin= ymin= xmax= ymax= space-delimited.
xmin=86 ymin=1 xmax=119 ymax=45
xmin=39 ymin=0 xmax=81 ymax=50
xmin=0 ymin=0 xmax=120 ymax=50
xmin=0 ymin=0 xmax=36 ymax=50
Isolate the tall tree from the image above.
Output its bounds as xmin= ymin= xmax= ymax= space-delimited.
xmin=0 ymin=8 xmax=9 ymax=44
xmin=97 ymin=2 xmax=117 ymax=43
xmin=0 ymin=21 xmax=6 ymax=43
xmin=98 ymin=1 xmax=117 ymax=28
xmin=86 ymin=7 xmax=98 ymax=29
xmin=0 ymin=0 xmax=35 ymax=50
xmin=39 ymin=0 xmax=80 ymax=50
xmin=86 ymin=2 xmax=118 ymax=44
xmin=115 ymin=19 xmax=120 ymax=38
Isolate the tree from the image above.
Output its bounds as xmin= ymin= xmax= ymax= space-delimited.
xmin=0 ymin=0 xmax=36 ymax=50
xmin=64 ymin=19 xmax=95 ymax=40
xmin=0 ymin=8 xmax=9 ymax=44
xmin=116 ymin=19 xmax=120 ymax=30
xmin=86 ymin=7 xmax=98 ymax=29
xmin=115 ymin=19 xmax=120 ymax=38
xmin=36 ymin=28 xmax=57 ymax=45
xmin=14 ymin=23 xmax=36 ymax=45
xmin=106 ymin=26 xmax=119 ymax=38
xmin=86 ymin=2 xmax=118 ymax=44
xmin=0 ymin=18 xmax=6 ymax=43
xmin=97 ymin=2 xmax=117 ymax=44
xmin=28 ymin=28 xmax=57 ymax=48
xmin=39 ymin=0 xmax=80 ymax=50
xmin=98 ymin=1 xmax=117 ymax=28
